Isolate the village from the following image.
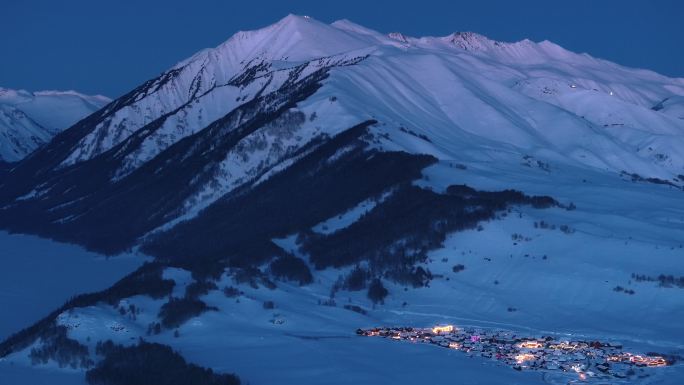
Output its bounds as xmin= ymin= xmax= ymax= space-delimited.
xmin=357 ymin=325 xmax=671 ymax=382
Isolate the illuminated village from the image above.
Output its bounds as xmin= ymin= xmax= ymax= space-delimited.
xmin=357 ymin=325 xmax=671 ymax=381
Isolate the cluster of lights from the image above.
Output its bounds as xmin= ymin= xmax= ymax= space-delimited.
xmin=431 ymin=325 xmax=455 ymax=334
xmin=515 ymin=353 xmax=536 ymax=364
xmin=608 ymin=353 xmax=667 ymax=367
xmin=550 ymin=341 xmax=582 ymax=351
xmin=571 ymin=364 xmax=588 ymax=381
xmin=359 ymin=324 xmax=671 ymax=377
xmin=518 ymin=341 xmax=543 ymax=349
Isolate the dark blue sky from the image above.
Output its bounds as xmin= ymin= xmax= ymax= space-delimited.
xmin=2 ymin=0 xmax=682 ymax=98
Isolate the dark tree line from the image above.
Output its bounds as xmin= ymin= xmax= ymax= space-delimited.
xmin=158 ymin=297 xmax=217 ymax=330
xmin=268 ymin=255 xmax=313 ymax=285
xmin=231 ymin=266 xmax=276 ymax=289
xmin=384 ymin=265 xmax=432 ymax=288
xmin=301 ymin=184 xmax=557 ymax=275
xmin=1 ymin=262 xmax=173 ymax=358
xmin=185 ymin=280 xmax=218 ymax=299
xmin=28 ymin=324 xmax=92 ymax=369
xmin=86 ymin=340 xmax=240 ymax=385
xmin=367 ymin=279 xmax=388 ymax=304
xmin=142 ymin=122 xmax=435 ymax=273
xmin=632 ymin=273 xmax=684 ymax=288
xmin=344 ymin=265 xmax=369 ymax=291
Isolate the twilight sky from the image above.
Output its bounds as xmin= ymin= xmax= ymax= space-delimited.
xmin=1 ymin=0 xmax=682 ymax=98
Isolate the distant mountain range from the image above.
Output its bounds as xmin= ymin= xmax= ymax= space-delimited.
xmin=0 ymin=88 xmax=109 ymax=162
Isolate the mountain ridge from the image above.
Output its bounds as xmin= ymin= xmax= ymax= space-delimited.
xmin=0 ymin=87 xmax=110 ymax=162
xmin=1 ymin=14 xmax=683 ymax=254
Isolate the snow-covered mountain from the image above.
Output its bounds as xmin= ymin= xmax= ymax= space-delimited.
xmin=1 ymin=15 xmax=683 ymax=385
xmin=1 ymin=14 xmax=682 ymax=250
xmin=0 ymin=88 xmax=110 ymax=162
xmin=53 ymin=15 xmax=684 ymax=179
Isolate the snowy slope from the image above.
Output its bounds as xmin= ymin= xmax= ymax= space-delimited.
xmin=1 ymin=14 xmax=684 ymax=385
xmin=51 ymin=13 xmax=684 ymax=178
xmin=164 ymin=20 xmax=684 ymax=226
xmin=59 ymin=15 xmax=372 ymax=168
xmin=1 ymin=14 xmax=679 ymax=238
xmin=0 ymin=88 xmax=110 ymax=162
xmin=50 ymin=18 xmax=684 ymax=183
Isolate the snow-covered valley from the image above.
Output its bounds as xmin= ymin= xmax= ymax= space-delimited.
xmin=0 ymin=13 xmax=683 ymax=385
xmin=2 ymin=156 xmax=683 ymax=384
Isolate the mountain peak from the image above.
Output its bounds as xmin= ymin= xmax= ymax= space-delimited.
xmin=388 ymin=32 xmax=410 ymax=43
xmin=441 ymin=31 xmax=501 ymax=51
xmin=207 ymin=14 xmax=372 ymax=65
xmin=386 ymin=29 xmax=505 ymax=52
xmin=276 ymin=13 xmax=315 ymax=25
xmin=265 ymin=13 xmax=322 ymax=34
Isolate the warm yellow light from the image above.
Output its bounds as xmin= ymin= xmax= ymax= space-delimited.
xmin=609 ymin=353 xmax=668 ymax=367
xmin=432 ymin=325 xmax=454 ymax=334
xmin=647 ymin=357 xmax=667 ymax=367
xmin=515 ymin=353 xmax=535 ymax=364
xmin=518 ymin=341 xmax=543 ymax=349
xmin=553 ymin=341 xmax=578 ymax=350
xmin=630 ymin=355 xmax=645 ymax=363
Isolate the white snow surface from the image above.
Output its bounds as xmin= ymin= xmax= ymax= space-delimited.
xmin=49 ymin=14 xmax=684 ymax=229
xmin=4 ymin=154 xmax=684 ymax=384
xmin=0 ymin=87 xmax=109 ymax=162
xmin=2 ymin=15 xmax=684 ymax=385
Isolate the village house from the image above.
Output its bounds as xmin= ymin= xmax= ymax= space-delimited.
xmin=357 ymin=324 xmax=670 ymax=381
